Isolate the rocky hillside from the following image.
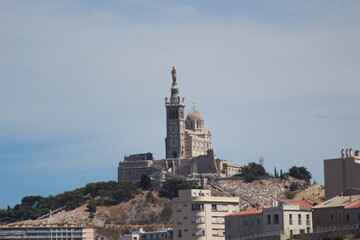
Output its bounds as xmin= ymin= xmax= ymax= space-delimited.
xmin=17 ymin=191 xmax=172 ymax=240
xmin=214 ymin=178 xmax=324 ymax=209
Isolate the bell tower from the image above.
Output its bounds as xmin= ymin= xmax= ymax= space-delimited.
xmin=165 ymin=66 xmax=186 ymax=159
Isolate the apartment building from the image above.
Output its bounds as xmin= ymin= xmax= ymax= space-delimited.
xmin=172 ymin=189 xmax=239 ymax=240
xmin=225 ymin=200 xmax=313 ymax=240
xmin=0 ymin=225 xmax=94 ymax=240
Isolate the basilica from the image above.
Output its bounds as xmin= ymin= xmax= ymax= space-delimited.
xmin=118 ymin=67 xmax=241 ymax=183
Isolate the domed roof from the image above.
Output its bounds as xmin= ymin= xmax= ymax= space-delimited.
xmin=186 ymin=108 xmax=204 ymax=122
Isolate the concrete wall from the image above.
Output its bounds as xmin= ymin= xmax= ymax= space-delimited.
xmin=324 ymin=157 xmax=360 ymax=199
xmin=225 ymin=213 xmax=263 ymax=239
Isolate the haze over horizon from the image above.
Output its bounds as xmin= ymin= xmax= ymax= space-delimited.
xmin=1 ymin=0 xmax=360 ymax=208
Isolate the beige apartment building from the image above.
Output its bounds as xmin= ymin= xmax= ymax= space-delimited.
xmin=172 ymin=189 xmax=239 ymax=240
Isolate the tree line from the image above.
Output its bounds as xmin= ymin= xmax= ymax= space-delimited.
xmin=235 ymin=162 xmax=312 ymax=183
xmin=0 ymin=181 xmax=138 ymax=224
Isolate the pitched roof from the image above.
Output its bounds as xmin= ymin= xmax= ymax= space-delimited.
xmin=226 ymin=207 xmax=263 ymax=217
xmin=313 ymin=194 xmax=360 ymax=209
xmin=281 ymin=199 xmax=314 ymax=210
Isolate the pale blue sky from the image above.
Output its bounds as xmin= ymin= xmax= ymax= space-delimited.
xmin=1 ymin=0 xmax=360 ymax=208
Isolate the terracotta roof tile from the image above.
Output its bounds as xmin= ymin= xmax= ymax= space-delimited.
xmin=346 ymin=203 xmax=360 ymax=209
xmin=226 ymin=207 xmax=263 ymax=217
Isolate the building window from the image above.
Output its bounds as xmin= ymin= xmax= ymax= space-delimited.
xmin=177 ymin=204 xmax=182 ymax=212
xmin=267 ymin=215 xmax=271 ymax=225
xmin=211 ymin=229 xmax=225 ymax=237
xmin=211 ymin=216 xmax=224 ymax=224
xmin=227 ymin=219 xmax=231 ymax=228
xmin=358 ymin=213 xmax=360 ymax=221
xmin=192 ymin=228 xmax=205 ymax=236
xmin=274 ymin=214 xmax=279 ymax=224
xmin=289 ymin=214 xmax=293 ymax=225
xmin=178 ymin=230 xmax=182 ymax=237
xmin=339 ymin=211 xmax=342 ymax=220
xmin=346 ymin=214 xmax=350 ymax=222
xmin=212 ymin=204 xmax=217 ymax=211
xmin=306 ymin=214 xmax=310 ymax=225
xmin=330 ymin=212 xmax=334 ymax=221
xmin=298 ymin=214 xmax=302 ymax=225
xmin=191 ymin=203 xmax=204 ymax=211
xmin=193 ymin=216 xmax=205 ymax=224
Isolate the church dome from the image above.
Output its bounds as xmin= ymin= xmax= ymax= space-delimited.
xmin=187 ymin=108 xmax=204 ymax=122
xmin=186 ymin=108 xmax=204 ymax=130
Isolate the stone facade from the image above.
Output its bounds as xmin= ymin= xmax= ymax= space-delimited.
xmin=165 ymin=66 xmax=212 ymax=160
xmin=117 ymin=67 xmax=241 ymax=182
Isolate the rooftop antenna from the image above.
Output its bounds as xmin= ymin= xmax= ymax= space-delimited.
xmin=259 ymin=156 xmax=264 ymax=166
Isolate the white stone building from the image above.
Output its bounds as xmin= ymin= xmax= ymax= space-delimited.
xmin=118 ymin=67 xmax=242 ymax=182
xmin=165 ymin=66 xmax=212 ymax=160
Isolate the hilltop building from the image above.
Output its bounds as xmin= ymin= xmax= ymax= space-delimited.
xmin=324 ymin=148 xmax=360 ymax=199
xmin=165 ymin=66 xmax=212 ymax=160
xmin=172 ymin=189 xmax=239 ymax=240
xmin=225 ymin=200 xmax=314 ymax=240
xmin=118 ymin=67 xmax=241 ymax=182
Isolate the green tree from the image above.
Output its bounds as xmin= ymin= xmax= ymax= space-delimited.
xmin=140 ymin=174 xmax=152 ymax=190
xmin=159 ymin=179 xmax=198 ymax=199
xmin=236 ymin=162 xmax=270 ymax=182
xmin=287 ymin=166 xmax=312 ymax=182
xmin=87 ymin=198 xmax=97 ymax=214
